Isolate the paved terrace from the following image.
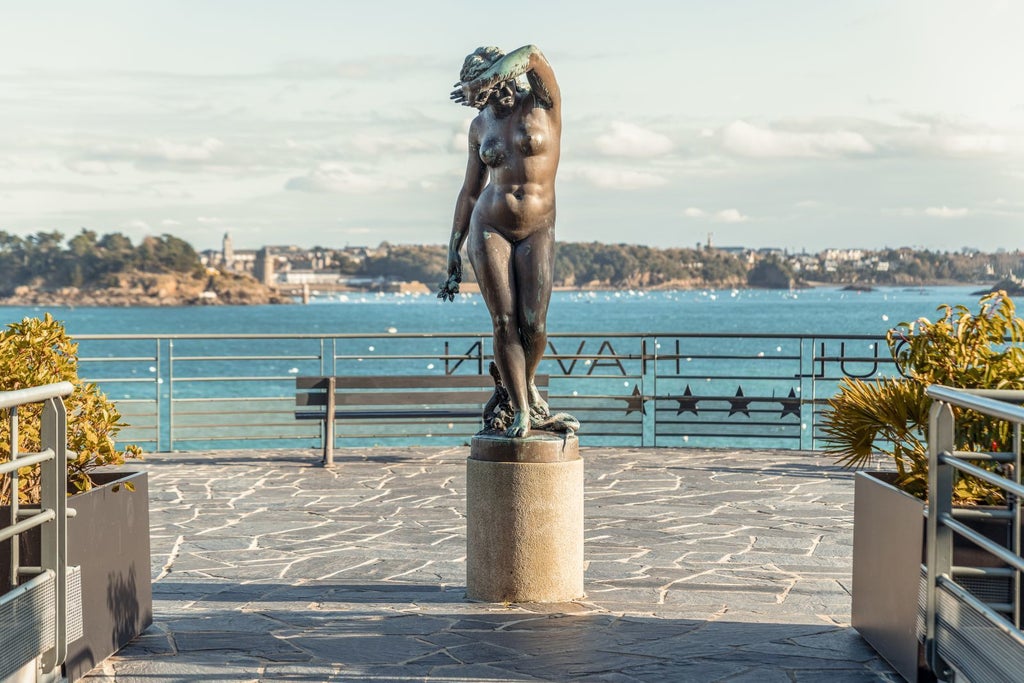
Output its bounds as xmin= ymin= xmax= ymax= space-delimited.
xmin=84 ymin=447 xmax=900 ymax=682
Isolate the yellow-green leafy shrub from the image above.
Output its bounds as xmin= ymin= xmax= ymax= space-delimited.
xmin=0 ymin=314 xmax=142 ymax=504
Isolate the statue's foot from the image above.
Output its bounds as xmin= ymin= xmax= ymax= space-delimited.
xmin=505 ymin=410 xmax=530 ymax=438
xmin=528 ymin=383 xmax=550 ymax=417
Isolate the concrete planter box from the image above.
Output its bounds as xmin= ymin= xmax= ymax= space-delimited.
xmin=852 ymin=471 xmax=1015 ymax=683
xmin=1 ymin=470 xmax=152 ymax=682
xmin=852 ymin=471 xmax=931 ymax=683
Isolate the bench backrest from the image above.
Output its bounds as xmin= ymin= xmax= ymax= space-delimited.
xmin=296 ymin=375 xmax=548 ymax=410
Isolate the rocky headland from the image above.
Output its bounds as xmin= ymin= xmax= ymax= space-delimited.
xmin=0 ymin=270 xmax=292 ymax=307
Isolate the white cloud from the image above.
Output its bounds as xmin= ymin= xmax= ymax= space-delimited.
xmin=285 ymin=163 xmax=403 ymax=194
xmin=161 ymin=218 xmax=181 ymax=226
xmin=721 ymin=120 xmax=875 ymax=158
xmin=572 ymin=167 xmax=668 ymax=190
xmin=66 ymin=160 xmax=116 ymax=175
xmin=925 ymin=206 xmax=969 ymax=218
xmin=197 ymin=216 xmax=223 ymax=224
xmin=933 ymin=134 xmax=1006 ymax=156
xmin=714 ymin=209 xmax=749 ymax=223
xmin=683 ymin=207 xmax=749 ymax=222
xmin=150 ymin=137 xmax=224 ymax=162
xmin=595 ymin=122 xmax=673 ymax=158
xmin=352 ymin=133 xmax=433 ymax=156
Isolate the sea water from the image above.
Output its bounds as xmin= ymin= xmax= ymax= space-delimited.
xmin=0 ymin=285 xmax=991 ymax=337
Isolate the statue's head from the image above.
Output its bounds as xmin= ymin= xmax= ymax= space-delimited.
xmin=459 ymin=46 xmax=519 ymax=111
xmin=460 ymin=46 xmax=504 ymax=83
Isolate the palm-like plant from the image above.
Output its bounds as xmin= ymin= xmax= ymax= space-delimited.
xmin=821 ymin=291 xmax=1024 ymax=505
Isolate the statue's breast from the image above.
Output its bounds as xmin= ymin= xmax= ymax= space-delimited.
xmin=479 ymin=138 xmax=506 ymax=167
xmin=514 ymin=125 xmax=544 ymax=156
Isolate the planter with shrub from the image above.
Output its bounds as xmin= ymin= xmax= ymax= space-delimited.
xmin=822 ymin=291 xmax=1024 ymax=682
xmin=0 ymin=314 xmax=150 ymax=681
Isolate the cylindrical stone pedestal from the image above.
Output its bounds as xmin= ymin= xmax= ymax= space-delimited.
xmin=466 ymin=431 xmax=584 ymax=603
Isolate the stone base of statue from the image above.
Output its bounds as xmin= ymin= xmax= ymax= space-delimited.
xmin=466 ymin=430 xmax=584 ymax=603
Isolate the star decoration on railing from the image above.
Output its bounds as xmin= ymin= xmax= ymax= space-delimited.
xmin=623 ymin=384 xmax=646 ymax=416
xmin=779 ymin=388 xmax=800 ymax=418
xmin=728 ymin=386 xmax=751 ymax=418
xmin=676 ymin=384 xmax=699 ymax=416
xmin=618 ymin=384 xmax=803 ymax=419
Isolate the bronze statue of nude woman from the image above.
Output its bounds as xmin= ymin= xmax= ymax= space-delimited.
xmin=440 ymin=44 xmax=576 ymax=438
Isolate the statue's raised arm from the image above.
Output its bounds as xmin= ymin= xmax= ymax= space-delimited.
xmin=450 ymin=45 xmax=560 ymax=112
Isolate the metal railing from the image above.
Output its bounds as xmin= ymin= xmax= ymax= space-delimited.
xmin=72 ymin=331 xmax=896 ymax=452
xmin=925 ymin=385 xmax=1024 ymax=682
xmin=0 ymin=381 xmax=77 ymax=682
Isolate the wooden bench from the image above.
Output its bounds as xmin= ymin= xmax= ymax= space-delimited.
xmin=295 ymin=375 xmax=548 ymax=465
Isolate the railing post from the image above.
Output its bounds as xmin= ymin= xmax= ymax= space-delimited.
xmin=167 ymin=338 xmax=175 ymax=451
xmin=1015 ymin=421 xmax=1022 ymax=630
xmin=642 ymin=337 xmax=655 ymax=447
xmin=926 ymin=398 xmax=955 ymax=680
xmin=8 ymin=407 xmax=18 ymax=590
xmin=39 ymin=395 xmax=68 ymax=675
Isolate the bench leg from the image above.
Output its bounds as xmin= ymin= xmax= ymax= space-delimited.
xmin=323 ymin=418 xmax=335 ymax=466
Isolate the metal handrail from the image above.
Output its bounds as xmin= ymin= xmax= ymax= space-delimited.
xmin=0 ymin=382 xmax=74 ymax=410
xmin=925 ymin=385 xmax=1024 ymax=681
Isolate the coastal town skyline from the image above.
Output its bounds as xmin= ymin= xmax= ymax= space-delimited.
xmin=1 ymin=1 xmax=1021 ymax=253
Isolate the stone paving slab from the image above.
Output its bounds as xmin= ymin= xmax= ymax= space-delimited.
xmin=82 ymin=447 xmax=900 ymax=682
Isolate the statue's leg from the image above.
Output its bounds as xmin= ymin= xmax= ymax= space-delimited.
xmin=467 ymin=226 xmax=531 ymax=437
xmin=514 ymin=226 xmax=555 ymax=418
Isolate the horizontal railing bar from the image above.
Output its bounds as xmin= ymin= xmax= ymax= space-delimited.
xmin=927 ymin=385 xmax=1024 ymax=424
xmin=935 ymin=576 xmax=1024 ymax=645
xmin=0 ymin=381 xmax=74 ymax=410
xmin=941 ymin=453 xmax=1024 ymax=499
xmin=171 ymin=376 xmax=309 ymax=383
xmin=171 ymin=396 xmax=289 ymax=402
xmin=168 ymin=434 xmax=320 ymax=442
xmin=657 ymin=434 xmax=800 ymax=440
xmin=75 ymin=331 xmax=890 ymax=341
xmin=950 ymin=450 xmax=1016 ymax=463
xmin=951 ymin=507 xmax=1015 ymax=521
xmin=79 ymin=356 xmax=156 ymax=362
xmin=0 ymin=569 xmax=55 ymax=609
xmin=173 ymin=421 xmax=311 ymax=429
xmin=171 ymin=355 xmax=322 ymax=362
xmin=0 ymin=449 xmax=55 ymax=475
xmin=0 ymin=509 xmax=57 ymax=544
xmin=952 ymin=566 xmax=1017 ymax=578
xmin=651 ymin=378 xmax=811 ymax=385
xmin=940 ymin=513 xmax=1024 ymax=572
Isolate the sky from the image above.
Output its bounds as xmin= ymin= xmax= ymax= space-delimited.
xmin=1 ymin=0 xmax=1021 ymax=253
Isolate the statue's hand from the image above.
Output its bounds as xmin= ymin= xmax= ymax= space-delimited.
xmin=447 ymin=252 xmax=463 ymax=282
xmin=438 ymin=253 xmax=463 ymax=302
xmin=450 ymin=81 xmax=489 ymax=109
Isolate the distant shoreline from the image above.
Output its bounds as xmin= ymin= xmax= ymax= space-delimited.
xmin=3 ymin=279 xmax=1008 ymax=310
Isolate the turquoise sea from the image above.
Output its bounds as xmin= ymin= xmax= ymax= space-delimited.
xmin=0 ymin=285 xmax=995 ymax=337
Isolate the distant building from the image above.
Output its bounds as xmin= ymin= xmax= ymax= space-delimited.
xmin=222 ymin=232 xmax=234 ymax=266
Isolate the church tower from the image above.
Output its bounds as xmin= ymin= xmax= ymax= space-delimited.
xmin=222 ymin=232 xmax=234 ymax=269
